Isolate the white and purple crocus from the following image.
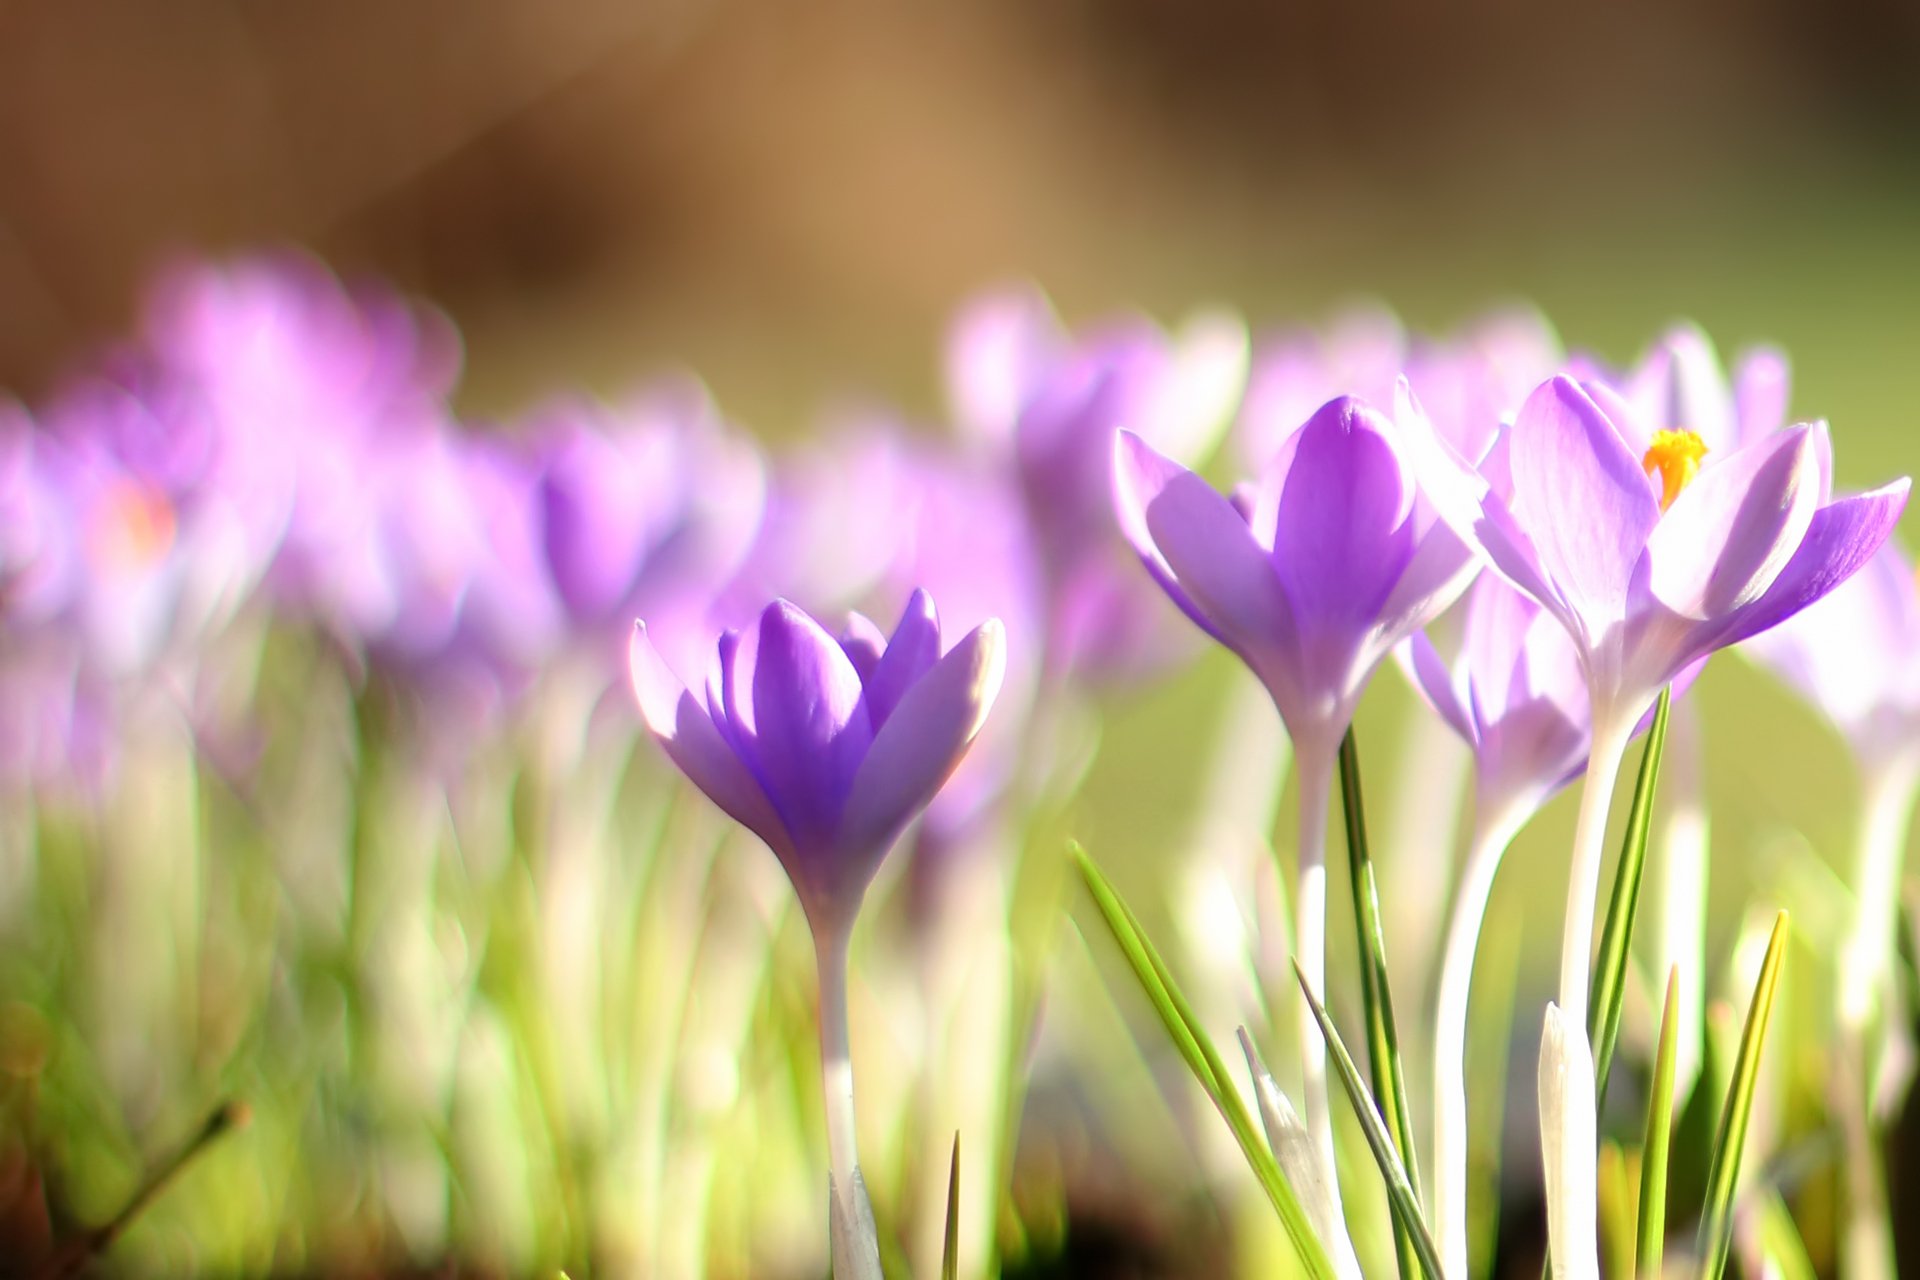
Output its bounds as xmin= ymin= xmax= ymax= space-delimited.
xmin=629 ymin=589 xmax=1005 ymax=1280
xmin=1406 ymin=371 xmax=1909 ymax=1278
xmin=1113 ymin=393 xmax=1481 ymax=1246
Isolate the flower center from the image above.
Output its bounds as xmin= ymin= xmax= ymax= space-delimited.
xmin=1641 ymin=429 xmax=1709 ymax=511
xmin=89 ymin=480 xmax=177 ymax=572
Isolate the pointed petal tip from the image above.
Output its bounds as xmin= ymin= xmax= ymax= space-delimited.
xmin=627 ymin=618 xmax=688 ymax=735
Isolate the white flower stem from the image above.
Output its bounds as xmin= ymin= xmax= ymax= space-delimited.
xmin=1835 ymin=755 xmax=1919 ymax=1280
xmin=1293 ymin=742 xmax=1348 ymax=1233
xmin=1432 ymin=802 xmax=1527 ymax=1280
xmin=1557 ymin=714 xmax=1634 ymax=1036
xmin=816 ymin=926 xmax=884 ymax=1280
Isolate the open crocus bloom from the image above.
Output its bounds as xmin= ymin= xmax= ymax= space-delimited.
xmin=1115 ymin=394 xmax=1480 ymax=758
xmin=1408 ymin=374 xmax=1908 ymax=736
xmin=629 ymin=590 xmax=1005 ymax=937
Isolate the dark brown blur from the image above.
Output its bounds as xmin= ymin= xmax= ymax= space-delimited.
xmin=3 ymin=0 xmax=1918 ymax=425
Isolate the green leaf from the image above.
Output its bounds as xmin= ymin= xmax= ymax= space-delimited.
xmin=1335 ymin=728 xmax=1425 ymax=1280
xmin=1751 ymin=1188 xmax=1817 ymax=1280
xmin=1597 ymin=1141 xmax=1636 ymax=1280
xmin=1590 ymin=686 xmax=1672 ymax=1105
xmin=1637 ymin=968 xmax=1680 ymax=1280
xmin=941 ymin=1132 xmax=961 ymax=1280
xmin=1294 ymin=959 xmax=1444 ymax=1280
xmin=1072 ymin=845 xmax=1337 ymax=1280
xmin=1695 ymin=911 xmax=1790 ymax=1280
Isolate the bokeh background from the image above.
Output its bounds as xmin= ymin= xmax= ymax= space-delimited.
xmin=4 ymin=2 xmax=1920 ymax=1275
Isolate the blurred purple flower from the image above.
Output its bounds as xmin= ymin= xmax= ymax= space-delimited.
xmin=628 ymin=590 xmax=1005 ymax=935
xmin=534 ymin=381 xmax=765 ymax=646
xmin=1237 ymin=305 xmax=1560 ymax=469
xmin=945 ymin=285 xmax=1247 ymax=681
xmin=1749 ymin=541 xmax=1920 ymax=769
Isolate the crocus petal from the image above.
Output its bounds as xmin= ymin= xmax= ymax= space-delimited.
xmin=1395 ymin=385 xmax=1575 ymax=634
xmin=1114 ymin=430 xmax=1293 ymax=656
xmin=1733 ymin=347 xmax=1790 ymax=444
xmin=1643 ymin=425 xmax=1819 ymax=620
xmin=630 ymin=622 xmax=791 ymax=855
xmin=1631 ymin=324 xmax=1733 ymax=453
xmin=838 ymin=620 xmax=1007 ymax=894
xmin=944 ymin=286 xmax=1059 ymax=443
xmin=1406 ymin=632 xmax=1476 ymax=745
xmin=747 ymin=601 xmax=872 ymax=846
xmin=1131 ymin=309 xmax=1248 ymax=465
xmin=862 ymin=588 xmax=941 ymax=730
xmin=1716 ymin=480 xmax=1912 ymax=649
xmin=839 ymin=612 xmax=886 ymax=683
xmin=1508 ymin=376 xmax=1661 ymax=645
xmin=1270 ymin=397 xmax=1416 ymax=626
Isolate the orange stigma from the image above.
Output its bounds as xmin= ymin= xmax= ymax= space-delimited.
xmin=1641 ymin=429 xmax=1709 ymax=511
xmin=89 ymin=480 xmax=177 ymax=572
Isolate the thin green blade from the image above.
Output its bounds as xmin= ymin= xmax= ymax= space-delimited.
xmin=1295 ymin=959 xmax=1443 ymax=1280
xmin=941 ymin=1132 xmax=961 ymax=1280
xmin=1072 ymin=845 xmax=1338 ymax=1280
xmin=1636 ymin=968 xmax=1680 ymax=1280
xmin=1695 ymin=911 xmax=1790 ymax=1280
xmin=1336 ymin=729 xmax=1425 ymax=1280
xmin=1590 ymin=686 xmax=1673 ymax=1104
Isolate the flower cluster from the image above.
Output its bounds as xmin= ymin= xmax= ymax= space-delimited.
xmin=6 ymin=251 xmax=1916 ymax=1279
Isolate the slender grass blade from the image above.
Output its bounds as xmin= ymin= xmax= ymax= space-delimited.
xmin=1590 ymin=686 xmax=1673 ymax=1104
xmin=1695 ymin=911 xmax=1789 ymax=1280
xmin=941 ymin=1133 xmax=961 ymax=1280
xmin=1637 ymin=968 xmax=1680 ymax=1280
xmin=1336 ymin=728 xmax=1424 ymax=1280
xmin=1072 ymin=845 xmax=1337 ymax=1280
xmin=1295 ymin=959 xmax=1443 ymax=1280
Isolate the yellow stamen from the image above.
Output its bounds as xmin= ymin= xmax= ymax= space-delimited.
xmin=1641 ymin=429 xmax=1709 ymax=511
xmin=89 ymin=480 xmax=177 ymax=572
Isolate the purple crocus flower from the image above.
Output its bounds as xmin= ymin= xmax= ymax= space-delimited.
xmin=628 ymin=590 xmax=1004 ymax=1280
xmin=1237 ymin=305 xmax=1560 ymax=470
xmin=629 ymin=590 xmax=1004 ymax=933
xmin=534 ymin=381 xmax=765 ymax=647
xmin=1406 ymin=372 xmax=1908 ymax=1023
xmin=946 ymin=284 xmax=1246 ymax=682
xmin=1405 ymin=370 xmax=1907 ymax=1277
xmin=1114 ymin=394 xmax=1479 ymax=1231
xmin=1748 ymin=541 xmax=1920 ymax=1275
xmin=1406 ymin=573 xmax=1592 ymax=1276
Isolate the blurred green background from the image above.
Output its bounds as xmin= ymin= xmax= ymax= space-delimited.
xmin=3 ymin=2 xmax=1919 ymax=1274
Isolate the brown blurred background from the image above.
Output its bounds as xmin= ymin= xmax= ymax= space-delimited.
xmin=2 ymin=0 xmax=1918 ymax=428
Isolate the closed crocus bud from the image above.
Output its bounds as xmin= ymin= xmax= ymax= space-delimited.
xmin=630 ymin=589 xmax=1005 ymax=937
xmin=630 ymin=589 xmax=1003 ymax=1280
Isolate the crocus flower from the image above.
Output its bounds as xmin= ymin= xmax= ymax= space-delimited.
xmin=946 ymin=284 xmax=1247 ymax=682
xmin=1405 ymin=371 xmax=1907 ymax=1277
xmin=1405 ymin=573 xmax=1591 ymax=1277
xmin=731 ymin=424 xmax=1043 ymax=851
xmin=629 ymin=591 xmax=1005 ymax=1280
xmin=1749 ymin=542 xmax=1920 ymax=1280
xmin=534 ymin=382 xmax=765 ymax=654
xmin=1114 ymin=394 xmax=1480 ymax=1228
xmin=1407 ymin=373 xmax=1907 ymax=1024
